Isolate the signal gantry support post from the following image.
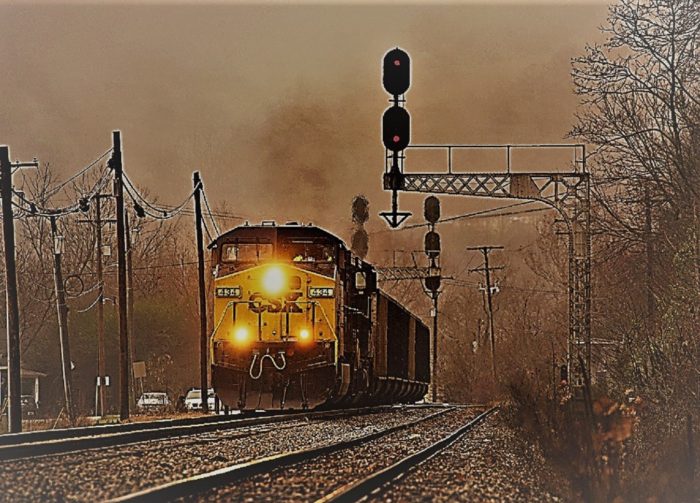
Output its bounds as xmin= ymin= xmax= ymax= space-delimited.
xmin=50 ymin=216 xmax=75 ymax=423
xmin=110 ymin=130 xmax=130 ymax=421
xmin=193 ymin=171 xmax=209 ymax=413
xmin=0 ymin=146 xmax=38 ymax=432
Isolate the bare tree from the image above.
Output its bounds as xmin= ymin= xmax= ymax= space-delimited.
xmin=569 ymin=2 xmax=699 ymax=499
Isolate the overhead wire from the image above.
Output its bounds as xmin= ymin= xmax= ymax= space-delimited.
xmin=444 ymin=277 xmax=565 ymax=296
xmin=12 ymin=167 xmax=113 ymax=218
xmin=402 ymin=200 xmax=538 ymax=229
xmin=200 ymin=186 xmax=221 ymax=236
xmin=201 ymin=216 xmax=215 ymax=243
xmin=76 ymin=293 xmax=103 ymax=313
xmin=371 ymin=200 xmax=552 ymax=234
xmin=43 ymin=148 xmax=113 ymax=200
xmin=158 ymin=205 xmax=247 ymax=221
xmin=122 ymin=171 xmax=199 ymax=221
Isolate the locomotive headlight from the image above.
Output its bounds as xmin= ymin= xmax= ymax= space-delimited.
xmin=262 ymin=265 xmax=286 ymax=295
xmin=233 ymin=326 xmax=249 ymax=344
xmin=299 ymin=328 xmax=311 ymax=341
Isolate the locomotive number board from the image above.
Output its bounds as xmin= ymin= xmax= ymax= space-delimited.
xmin=216 ymin=287 xmax=242 ymax=298
xmin=308 ymin=287 xmax=334 ymax=298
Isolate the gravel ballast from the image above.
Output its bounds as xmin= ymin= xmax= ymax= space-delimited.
xmin=199 ymin=407 xmax=484 ymax=502
xmin=374 ymin=410 xmax=572 ymax=502
xmin=0 ymin=407 xmax=439 ymax=502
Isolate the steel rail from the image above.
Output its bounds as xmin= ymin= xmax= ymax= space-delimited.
xmin=0 ymin=404 xmax=446 ymax=461
xmin=0 ymin=411 xmax=267 ymax=447
xmin=107 ymin=407 xmax=457 ymax=502
xmin=316 ymin=406 xmax=498 ymax=503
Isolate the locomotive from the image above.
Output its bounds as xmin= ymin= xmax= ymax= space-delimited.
xmin=210 ymin=222 xmax=430 ymax=410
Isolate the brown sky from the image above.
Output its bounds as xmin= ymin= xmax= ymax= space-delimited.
xmin=0 ymin=1 xmax=609 ymax=269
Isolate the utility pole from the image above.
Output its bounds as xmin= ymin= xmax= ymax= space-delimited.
xmin=78 ymin=194 xmax=114 ymax=416
xmin=110 ymin=130 xmax=130 ymax=421
xmin=468 ymin=246 xmax=504 ymax=381
xmin=193 ymin=171 xmax=209 ymax=413
xmin=50 ymin=216 xmax=75 ymax=422
xmin=125 ymin=210 xmax=137 ymax=406
xmin=0 ymin=146 xmax=38 ymax=432
xmin=95 ymin=197 xmax=106 ymax=416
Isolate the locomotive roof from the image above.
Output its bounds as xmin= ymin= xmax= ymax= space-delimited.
xmin=211 ymin=223 xmax=344 ymax=249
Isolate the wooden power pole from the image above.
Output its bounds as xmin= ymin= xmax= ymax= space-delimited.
xmin=125 ymin=210 xmax=137 ymax=406
xmin=193 ymin=171 xmax=209 ymax=413
xmin=0 ymin=146 xmax=38 ymax=432
xmin=110 ymin=131 xmax=130 ymax=421
xmin=78 ymin=194 xmax=115 ymax=416
xmin=50 ymin=216 xmax=75 ymax=422
xmin=468 ymin=246 xmax=504 ymax=382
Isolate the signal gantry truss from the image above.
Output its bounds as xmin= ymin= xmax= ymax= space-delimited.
xmin=382 ymin=143 xmax=591 ymax=385
xmin=376 ymin=266 xmax=433 ymax=282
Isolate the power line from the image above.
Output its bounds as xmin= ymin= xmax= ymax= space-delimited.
xmin=371 ymin=200 xmax=552 ymax=234
xmin=12 ymin=168 xmax=113 ymax=218
xmin=160 ymin=204 xmax=246 ymax=222
xmin=122 ymin=172 xmax=199 ymax=221
xmin=200 ymin=186 xmax=221 ymax=236
xmin=43 ymin=148 xmax=113 ymax=200
xmin=201 ymin=215 xmax=215 ymax=243
xmin=444 ymin=277 xmax=565 ymax=296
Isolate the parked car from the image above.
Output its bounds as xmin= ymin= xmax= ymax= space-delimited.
xmin=20 ymin=395 xmax=38 ymax=418
xmin=136 ymin=392 xmax=171 ymax=412
xmin=184 ymin=388 xmax=216 ymax=411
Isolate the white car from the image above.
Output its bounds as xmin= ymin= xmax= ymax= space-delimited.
xmin=136 ymin=392 xmax=171 ymax=411
xmin=184 ymin=388 xmax=216 ymax=411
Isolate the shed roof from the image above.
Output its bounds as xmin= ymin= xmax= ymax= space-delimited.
xmin=0 ymin=367 xmax=47 ymax=378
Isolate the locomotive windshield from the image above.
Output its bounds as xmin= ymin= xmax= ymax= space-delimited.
xmin=215 ymin=229 xmax=338 ymax=277
xmin=221 ymin=242 xmax=274 ymax=263
xmin=278 ymin=238 xmax=335 ymax=276
xmin=279 ymin=240 xmax=333 ymax=262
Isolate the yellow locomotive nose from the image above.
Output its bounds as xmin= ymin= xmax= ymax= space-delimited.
xmin=262 ymin=265 xmax=286 ymax=295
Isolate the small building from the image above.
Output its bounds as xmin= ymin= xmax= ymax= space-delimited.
xmin=0 ymin=366 xmax=46 ymax=411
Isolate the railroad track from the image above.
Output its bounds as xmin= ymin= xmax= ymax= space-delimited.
xmin=108 ymin=405 xmax=496 ymax=503
xmin=0 ymin=404 xmax=447 ymax=461
xmin=319 ymin=406 xmax=498 ymax=502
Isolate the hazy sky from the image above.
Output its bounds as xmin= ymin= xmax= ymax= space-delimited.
xmin=0 ymin=1 xmax=609 ymax=265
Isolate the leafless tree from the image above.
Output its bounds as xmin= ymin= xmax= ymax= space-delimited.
xmin=569 ymin=1 xmax=699 ymax=498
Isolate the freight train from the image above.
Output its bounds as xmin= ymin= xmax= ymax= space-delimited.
xmin=209 ymin=222 xmax=430 ymax=410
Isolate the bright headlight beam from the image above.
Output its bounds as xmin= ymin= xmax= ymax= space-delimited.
xmin=234 ymin=327 xmax=249 ymax=343
xmin=299 ymin=328 xmax=311 ymax=340
xmin=262 ymin=265 xmax=285 ymax=295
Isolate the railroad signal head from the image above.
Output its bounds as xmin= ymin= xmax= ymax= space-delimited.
xmin=351 ymin=227 xmax=369 ymax=260
xmin=424 ymin=275 xmax=441 ymax=294
xmin=424 ymin=196 xmax=440 ymax=224
xmin=383 ymin=48 xmax=411 ymax=97
xmin=351 ymin=195 xmax=370 ymax=225
xmin=382 ymin=106 xmax=410 ymax=152
xmin=424 ymin=230 xmax=441 ymax=259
